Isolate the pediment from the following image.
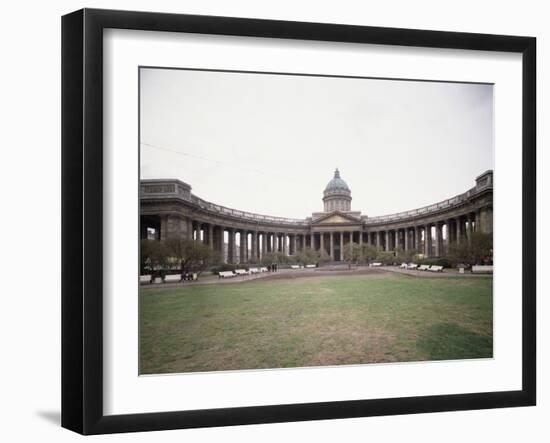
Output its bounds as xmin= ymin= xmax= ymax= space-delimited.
xmin=312 ymin=211 xmax=362 ymax=225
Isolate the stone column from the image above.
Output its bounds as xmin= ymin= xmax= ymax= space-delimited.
xmin=349 ymin=232 xmax=354 ymax=256
xmin=330 ymin=232 xmax=334 ymax=260
xmin=283 ymin=234 xmax=288 ymax=255
xmin=320 ymin=233 xmax=325 ymax=255
xmin=251 ymin=231 xmax=258 ymax=261
xmin=310 ymin=232 xmax=315 ymax=251
xmin=359 ymin=231 xmax=363 ymax=248
xmin=466 ymin=214 xmax=474 ymax=242
xmin=273 ymin=233 xmax=279 ymax=253
xmin=424 ymin=225 xmax=431 ymax=257
xmin=456 ymin=217 xmax=462 ymax=244
xmin=476 ymin=209 xmax=484 ymax=233
xmin=340 ymin=232 xmax=344 ymax=261
xmin=262 ymin=233 xmax=267 ymax=256
xmin=212 ymin=225 xmax=219 ymax=253
xmin=186 ymin=218 xmax=193 ymax=241
xmin=479 ymin=206 xmax=493 ymax=234
xmin=239 ymin=231 xmax=246 ymax=263
xmin=404 ymin=228 xmax=409 ymax=251
xmin=445 ymin=221 xmax=451 ymax=253
xmin=227 ymin=228 xmax=235 ymax=263
xmin=394 ymin=230 xmax=399 ymax=250
xmin=208 ymin=224 xmax=214 ymax=249
xmin=204 ymin=224 xmax=209 ymax=244
xmin=217 ymin=226 xmax=225 ymax=261
xmin=434 ymin=224 xmax=441 ymax=257
xmin=385 ymin=231 xmax=390 ymax=251
xmin=376 ymin=231 xmax=381 ymax=248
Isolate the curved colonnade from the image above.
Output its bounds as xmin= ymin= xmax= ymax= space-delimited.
xmin=140 ymin=171 xmax=493 ymax=264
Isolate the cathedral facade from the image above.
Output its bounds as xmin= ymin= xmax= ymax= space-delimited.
xmin=140 ymin=169 xmax=493 ymax=263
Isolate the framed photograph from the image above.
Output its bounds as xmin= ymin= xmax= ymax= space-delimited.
xmin=62 ymin=8 xmax=536 ymax=435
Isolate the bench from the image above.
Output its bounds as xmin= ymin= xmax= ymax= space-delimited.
xmin=139 ymin=275 xmax=152 ymax=284
xmin=260 ymin=267 xmax=268 ymax=273
xmin=164 ymin=274 xmax=182 ymax=283
xmin=219 ymin=271 xmax=235 ymax=278
xmin=428 ymin=265 xmax=444 ymax=272
xmin=249 ymin=267 xmax=260 ymax=274
xmin=290 ymin=265 xmax=300 ymax=269
xmin=472 ymin=265 xmax=493 ymax=274
xmin=418 ymin=265 xmax=430 ymax=271
xmin=407 ymin=264 xmax=419 ymax=270
xmin=305 ymin=264 xmax=316 ymax=268
xmin=370 ymin=262 xmax=382 ymax=267
xmin=234 ymin=269 xmax=249 ymax=275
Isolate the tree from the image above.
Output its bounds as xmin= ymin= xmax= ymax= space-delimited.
xmin=260 ymin=251 xmax=290 ymax=266
xmin=164 ymin=238 xmax=215 ymax=276
xmin=360 ymin=243 xmax=380 ymax=264
xmin=376 ymin=251 xmax=397 ymax=265
xmin=447 ymin=232 xmax=493 ymax=266
xmin=343 ymin=242 xmax=362 ymax=266
xmin=294 ymin=247 xmax=321 ymax=266
xmin=395 ymin=246 xmax=418 ymax=264
xmin=318 ymin=249 xmax=331 ymax=264
xmin=140 ymin=239 xmax=168 ymax=273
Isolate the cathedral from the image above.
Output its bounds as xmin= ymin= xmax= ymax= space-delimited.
xmin=140 ymin=169 xmax=493 ymax=263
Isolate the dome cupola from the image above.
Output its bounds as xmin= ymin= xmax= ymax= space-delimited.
xmin=323 ymin=168 xmax=352 ymax=212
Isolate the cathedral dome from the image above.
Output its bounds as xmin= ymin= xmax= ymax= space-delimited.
xmin=323 ymin=169 xmax=352 ymax=212
xmin=324 ymin=168 xmax=350 ymax=193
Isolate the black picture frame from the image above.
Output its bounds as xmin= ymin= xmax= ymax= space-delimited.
xmin=62 ymin=8 xmax=536 ymax=435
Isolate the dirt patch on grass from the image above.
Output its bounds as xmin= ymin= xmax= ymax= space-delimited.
xmin=258 ymin=267 xmax=388 ymax=282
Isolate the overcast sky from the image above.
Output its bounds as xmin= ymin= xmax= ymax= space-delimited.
xmin=140 ymin=67 xmax=493 ymax=219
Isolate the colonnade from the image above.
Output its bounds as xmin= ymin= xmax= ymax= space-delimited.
xmin=152 ymin=208 xmax=489 ymax=264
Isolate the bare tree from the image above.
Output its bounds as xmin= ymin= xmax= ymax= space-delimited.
xmin=164 ymin=238 xmax=215 ymax=276
xmin=140 ymin=239 xmax=168 ymax=274
xmin=448 ymin=232 xmax=493 ymax=266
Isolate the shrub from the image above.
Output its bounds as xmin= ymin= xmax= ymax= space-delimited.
xmin=376 ymin=251 xmax=397 ymax=265
xmin=210 ymin=263 xmax=239 ymax=273
xmin=419 ymin=257 xmax=451 ymax=268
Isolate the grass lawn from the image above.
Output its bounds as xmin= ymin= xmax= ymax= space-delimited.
xmin=139 ymin=274 xmax=493 ymax=374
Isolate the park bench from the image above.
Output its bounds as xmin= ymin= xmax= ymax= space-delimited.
xmin=164 ymin=274 xmax=182 ymax=283
xmin=290 ymin=265 xmax=300 ymax=269
xmin=139 ymin=274 xmax=152 ymax=284
xmin=219 ymin=271 xmax=235 ymax=278
xmin=418 ymin=265 xmax=430 ymax=271
xmin=305 ymin=264 xmax=316 ymax=268
xmin=370 ymin=262 xmax=382 ymax=267
xmin=428 ymin=265 xmax=444 ymax=272
xmin=260 ymin=267 xmax=268 ymax=272
xmin=472 ymin=265 xmax=493 ymax=274
xmin=249 ymin=267 xmax=260 ymax=274
xmin=234 ymin=269 xmax=249 ymax=275
xmin=407 ymin=264 xmax=419 ymax=270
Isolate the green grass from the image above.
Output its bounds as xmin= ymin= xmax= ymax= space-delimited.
xmin=139 ymin=274 xmax=493 ymax=374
